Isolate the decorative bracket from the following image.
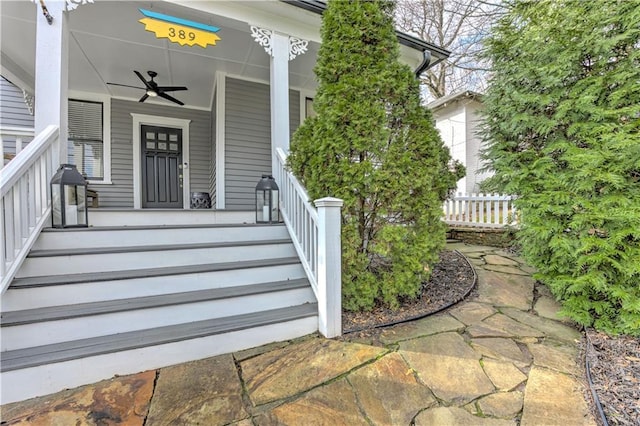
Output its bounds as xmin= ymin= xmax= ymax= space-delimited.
xmin=32 ymin=0 xmax=94 ymax=14
xmin=250 ymin=25 xmax=308 ymax=60
xmin=23 ymin=90 xmax=35 ymax=116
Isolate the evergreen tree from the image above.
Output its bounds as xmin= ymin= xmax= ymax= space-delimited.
xmin=482 ymin=0 xmax=640 ymax=335
xmin=288 ymin=0 xmax=462 ymax=310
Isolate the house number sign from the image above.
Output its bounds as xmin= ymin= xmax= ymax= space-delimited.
xmin=139 ymin=9 xmax=221 ymax=48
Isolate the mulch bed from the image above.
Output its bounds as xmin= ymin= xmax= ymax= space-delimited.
xmin=342 ymin=250 xmax=476 ymax=334
xmin=341 ymin=249 xmax=639 ymax=426
xmin=584 ymin=329 xmax=640 ymax=426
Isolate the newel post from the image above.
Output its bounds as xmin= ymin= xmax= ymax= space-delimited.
xmin=314 ymin=197 xmax=343 ymax=338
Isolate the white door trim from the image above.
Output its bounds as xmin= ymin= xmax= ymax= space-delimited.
xmin=131 ymin=113 xmax=192 ymax=209
xmin=214 ymin=72 xmax=226 ymax=209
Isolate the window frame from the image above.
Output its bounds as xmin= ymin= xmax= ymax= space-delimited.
xmin=67 ymin=92 xmax=111 ymax=184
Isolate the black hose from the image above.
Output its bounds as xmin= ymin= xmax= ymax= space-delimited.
xmin=343 ymin=250 xmax=478 ymax=334
xmin=585 ymin=330 xmax=610 ymax=426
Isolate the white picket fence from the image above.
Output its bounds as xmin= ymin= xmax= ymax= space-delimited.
xmin=443 ymin=192 xmax=518 ymax=228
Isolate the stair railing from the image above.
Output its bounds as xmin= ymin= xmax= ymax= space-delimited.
xmin=1 ymin=125 xmax=60 ymax=294
xmin=1 ymin=126 xmax=35 ymax=170
xmin=274 ymin=147 xmax=343 ymax=338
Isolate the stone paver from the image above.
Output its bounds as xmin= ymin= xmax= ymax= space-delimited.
xmin=484 ymin=254 xmax=520 ymax=266
xmin=402 ymin=351 xmax=495 ymax=404
xmin=476 ymin=269 xmax=534 ymax=310
xmin=449 ymin=301 xmax=497 ymax=325
xmin=415 ymin=406 xmax=515 ymax=425
xmin=471 ymin=337 xmax=531 ymax=367
xmin=0 ymin=370 xmax=155 ymax=425
xmin=477 ymin=391 xmax=524 ymax=418
xmin=1 ymin=243 xmax=596 ymax=426
xmin=379 ymin=313 xmax=465 ymax=344
xmin=146 ymin=355 xmax=247 ymax=425
xmin=399 ymin=331 xmax=479 ymax=359
xmin=482 ymin=358 xmax=528 ymax=391
xmin=521 ymin=367 xmax=596 ymax=425
xmin=241 ymin=338 xmax=385 ymax=405
xmin=348 ymin=353 xmax=436 ymax=425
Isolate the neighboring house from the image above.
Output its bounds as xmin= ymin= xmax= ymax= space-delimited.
xmin=0 ymin=0 xmax=449 ymax=404
xmin=428 ymin=90 xmax=492 ymax=194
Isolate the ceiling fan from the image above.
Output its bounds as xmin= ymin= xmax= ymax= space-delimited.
xmin=107 ymin=70 xmax=187 ymax=106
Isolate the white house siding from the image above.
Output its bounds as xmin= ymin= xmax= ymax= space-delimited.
xmin=464 ymin=101 xmax=491 ymax=192
xmin=103 ymin=99 xmax=211 ymax=208
xmin=223 ymin=77 xmax=300 ymax=210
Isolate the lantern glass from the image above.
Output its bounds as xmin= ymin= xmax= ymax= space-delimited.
xmin=50 ymin=164 xmax=89 ymax=228
xmin=255 ymin=175 xmax=280 ymax=223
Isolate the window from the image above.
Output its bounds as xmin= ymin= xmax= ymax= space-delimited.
xmin=305 ymin=97 xmax=316 ymax=118
xmin=68 ymin=99 xmax=104 ymax=180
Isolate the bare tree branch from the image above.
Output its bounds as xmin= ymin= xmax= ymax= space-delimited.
xmin=395 ymin=0 xmax=505 ymax=101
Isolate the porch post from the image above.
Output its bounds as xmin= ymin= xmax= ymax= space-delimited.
xmin=250 ymin=26 xmax=308 ymax=162
xmin=34 ymin=0 xmax=68 ymax=163
xmin=270 ymin=32 xmax=290 ymax=155
xmin=314 ymin=197 xmax=344 ymax=338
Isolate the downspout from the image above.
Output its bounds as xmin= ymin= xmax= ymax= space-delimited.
xmin=414 ymin=49 xmax=447 ymax=77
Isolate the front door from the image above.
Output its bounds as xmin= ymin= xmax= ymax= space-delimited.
xmin=141 ymin=125 xmax=183 ymax=208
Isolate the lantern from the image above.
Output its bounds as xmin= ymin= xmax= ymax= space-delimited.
xmin=255 ymin=175 xmax=280 ymax=223
xmin=50 ymin=164 xmax=89 ymax=228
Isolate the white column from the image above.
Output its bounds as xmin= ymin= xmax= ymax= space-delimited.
xmin=270 ymin=32 xmax=290 ymax=154
xmin=314 ymin=197 xmax=344 ymax=338
xmin=34 ymin=0 xmax=68 ymax=163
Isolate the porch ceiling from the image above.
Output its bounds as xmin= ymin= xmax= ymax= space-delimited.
xmin=0 ymin=0 xmax=320 ymax=110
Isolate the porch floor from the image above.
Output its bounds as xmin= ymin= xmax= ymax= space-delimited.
xmin=0 ymin=243 xmax=595 ymax=425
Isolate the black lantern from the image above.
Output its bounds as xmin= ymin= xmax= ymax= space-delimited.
xmin=255 ymin=175 xmax=280 ymax=223
xmin=50 ymin=164 xmax=89 ymax=228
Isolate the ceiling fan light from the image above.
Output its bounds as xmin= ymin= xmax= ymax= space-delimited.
xmin=147 ymin=89 xmax=158 ymax=97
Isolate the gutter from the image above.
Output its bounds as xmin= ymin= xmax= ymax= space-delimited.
xmin=282 ymin=0 xmax=451 ymax=73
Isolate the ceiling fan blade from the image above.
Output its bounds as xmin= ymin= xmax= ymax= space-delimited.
xmin=138 ymin=93 xmax=149 ymax=103
xmin=158 ymin=92 xmax=184 ymax=106
xmin=106 ymin=82 xmax=145 ymax=90
xmin=134 ymin=70 xmax=153 ymax=89
xmin=156 ymin=86 xmax=188 ymax=92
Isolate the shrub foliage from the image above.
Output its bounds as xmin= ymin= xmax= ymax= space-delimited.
xmin=288 ymin=0 xmax=462 ymax=311
xmin=482 ymin=0 xmax=640 ymax=335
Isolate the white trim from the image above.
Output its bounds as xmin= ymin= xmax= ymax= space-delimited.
xmin=130 ymin=113 xmax=191 ymax=209
xmin=298 ymin=89 xmax=316 ymax=125
xmin=68 ymin=90 xmax=112 ymax=184
xmin=215 ymin=72 xmax=226 ymax=209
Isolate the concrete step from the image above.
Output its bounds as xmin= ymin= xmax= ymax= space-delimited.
xmin=87 ymin=209 xmax=255 ymax=227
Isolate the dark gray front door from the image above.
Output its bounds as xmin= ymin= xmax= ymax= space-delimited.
xmin=141 ymin=125 xmax=183 ymax=208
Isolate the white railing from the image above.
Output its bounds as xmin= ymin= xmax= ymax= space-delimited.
xmin=1 ymin=125 xmax=60 ymax=293
xmin=1 ymin=126 xmax=35 ymax=170
xmin=443 ymin=192 xmax=518 ymax=228
xmin=274 ymin=147 xmax=343 ymax=338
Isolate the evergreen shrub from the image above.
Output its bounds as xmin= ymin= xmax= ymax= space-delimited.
xmin=482 ymin=0 xmax=640 ymax=335
xmin=288 ymin=0 xmax=462 ymax=311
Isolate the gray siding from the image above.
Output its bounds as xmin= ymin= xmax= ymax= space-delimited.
xmin=1 ymin=76 xmax=34 ymax=160
xmin=224 ymin=78 xmax=271 ymax=210
xmin=0 ymin=76 xmax=34 ymax=128
xmin=224 ymin=77 xmax=301 ymax=209
xmin=98 ymin=99 xmax=211 ymax=208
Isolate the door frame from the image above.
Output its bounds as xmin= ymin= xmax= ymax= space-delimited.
xmin=131 ymin=113 xmax=191 ymax=209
